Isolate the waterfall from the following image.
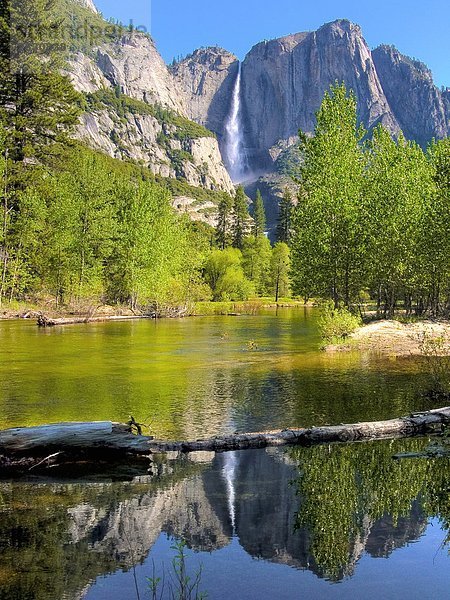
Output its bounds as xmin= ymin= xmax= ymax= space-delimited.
xmin=224 ymin=63 xmax=247 ymax=182
xmin=222 ymin=451 xmax=238 ymax=534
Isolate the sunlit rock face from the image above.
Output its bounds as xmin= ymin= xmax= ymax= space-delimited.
xmin=68 ymin=34 xmax=234 ymax=196
xmin=171 ymin=47 xmax=239 ymax=137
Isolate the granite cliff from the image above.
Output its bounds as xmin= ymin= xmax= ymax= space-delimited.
xmin=67 ymin=24 xmax=234 ymax=201
xmin=67 ymin=5 xmax=449 ymax=228
xmin=175 ymin=19 xmax=448 ymax=176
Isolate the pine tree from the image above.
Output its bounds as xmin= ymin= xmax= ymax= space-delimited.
xmin=232 ymin=185 xmax=249 ymax=250
xmin=0 ymin=0 xmax=83 ymax=165
xmin=252 ymin=189 xmax=266 ymax=238
xmin=216 ymin=193 xmax=233 ymax=249
xmin=276 ymin=188 xmax=293 ymax=245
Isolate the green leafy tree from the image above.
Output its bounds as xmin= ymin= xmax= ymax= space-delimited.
xmin=3 ymin=187 xmax=46 ymax=301
xmin=291 ymin=83 xmax=366 ymax=307
xmin=107 ymin=180 xmax=186 ymax=310
xmin=420 ymin=139 xmax=450 ymax=316
xmin=232 ymin=185 xmax=249 ymax=250
xmin=364 ymin=127 xmax=433 ymax=317
xmin=204 ymin=247 xmax=253 ymax=301
xmin=0 ymin=126 xmax=9 ymax=303
xmin=242 ymin=235 xmax=272 ymax=296
xmin=252 ymin=189 xmax=266 ymax=238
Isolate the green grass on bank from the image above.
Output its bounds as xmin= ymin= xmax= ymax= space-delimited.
xmin=191 ymin=298 xmax=306 ymax=316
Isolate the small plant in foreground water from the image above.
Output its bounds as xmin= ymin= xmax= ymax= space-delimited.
xmin=147 ymin=539 xmax=207 ymax=600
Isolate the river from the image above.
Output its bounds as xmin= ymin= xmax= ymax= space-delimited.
xmin=0 ymin=308 xmax=449 ymax=599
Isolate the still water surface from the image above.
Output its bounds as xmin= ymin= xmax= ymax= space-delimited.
xmin=0 ymin=309 xmax=449 ymax=599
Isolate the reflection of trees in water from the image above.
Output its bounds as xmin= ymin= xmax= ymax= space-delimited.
xmin=290 ymin=438 xmax=450 ymax=580
xmin=0 ymin=459 xmax=208 ymax=600
xmin=1 ymin=440 xmax=450 ymax=599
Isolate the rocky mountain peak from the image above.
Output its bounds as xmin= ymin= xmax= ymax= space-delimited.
xmin=317 ymin=18 xmax=362 ymax=36
xmin=173 ymin=47 xmax=238 ymax=69
xmin=374 ymin=44 xmax=433 ymax=81
xmin=372 ymin=44 xmax=447 ymax=146
xmin=172 ymin=46 xmax=239 ymax=132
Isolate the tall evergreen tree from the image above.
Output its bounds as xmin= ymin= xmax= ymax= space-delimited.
xmin=216 ymin=193 xmax=233 ymax=250
xmin=276 ymin=188 xmax=294 ymax=245
xmin=252 ymin=189 xmax=266 ymax=238
xmin=0 ymin=0 xmax=83 ymax=165
xmin=232 ymin=185 xmax=249 ymax=250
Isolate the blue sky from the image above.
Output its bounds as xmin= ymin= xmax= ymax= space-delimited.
xmin=95 ymin=0 xmax=450 ymax=88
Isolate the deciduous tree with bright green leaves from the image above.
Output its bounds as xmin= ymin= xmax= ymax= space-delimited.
xmin=364 ymin=127 xmax=434 ymax=317
xmin=203 ymin=247 xmax=254 ymax=301
xmin=242 ymin=234 xmax=272 ymax=296
xmin=270 ymin=242 xmax=291 ymax=302
xmin=291 ymin=83 xmax=367 ymax=308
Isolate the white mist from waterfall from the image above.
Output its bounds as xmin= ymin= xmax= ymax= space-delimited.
xmin=224 ymin=63 xmax=247 ymax=183
xmin=222 ymin=451 xmax=238 ymax=534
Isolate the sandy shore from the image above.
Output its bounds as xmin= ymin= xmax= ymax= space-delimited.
xmin=326 ymin=320 xmax=450 ymax=356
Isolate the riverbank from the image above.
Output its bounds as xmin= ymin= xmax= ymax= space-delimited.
xmin=0 ymin=302 xmax=137 ymax=321
xmin=0 ymin=299 xmax=308 ymax=323
xmin=326 ymin=320 xmax=450 ymax=356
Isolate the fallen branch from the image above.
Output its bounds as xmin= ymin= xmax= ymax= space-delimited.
xmin=28 ymin=451 xmax=64 ymax=471
xmin=147 ymin=407 xmax=450 ymax=453
xmin=0 ymin=407 xmax=449 ymax=473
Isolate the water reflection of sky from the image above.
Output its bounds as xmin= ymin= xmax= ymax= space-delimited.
xmin=85 ymin=523 xmax=450 ymax=600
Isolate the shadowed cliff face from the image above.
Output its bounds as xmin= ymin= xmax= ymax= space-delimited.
xmin=240 ymin=21 xmax=399 ymax=171
xmin=372 ymin=45 xmax=449 ymax=148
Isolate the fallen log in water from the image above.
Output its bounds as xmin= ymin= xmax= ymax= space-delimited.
xmin=37 ymin=314 xmax=148 ymax=327
xmin=1 ymin=408 xmax=450 ymax=473
xmin=37 ymin=306 xmax=190 ymax=327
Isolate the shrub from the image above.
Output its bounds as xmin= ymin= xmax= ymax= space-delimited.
xmin=318 ymin=302 xmax=362 ymax=342
xmin=417 ymin=330 xmax=450 ymax=398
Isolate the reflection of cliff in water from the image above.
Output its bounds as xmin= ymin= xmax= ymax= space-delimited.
xmin=221 ymin=448 xmax=428 ymax=580
xmin=0 ymin=439 xmax=442 ymax=599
